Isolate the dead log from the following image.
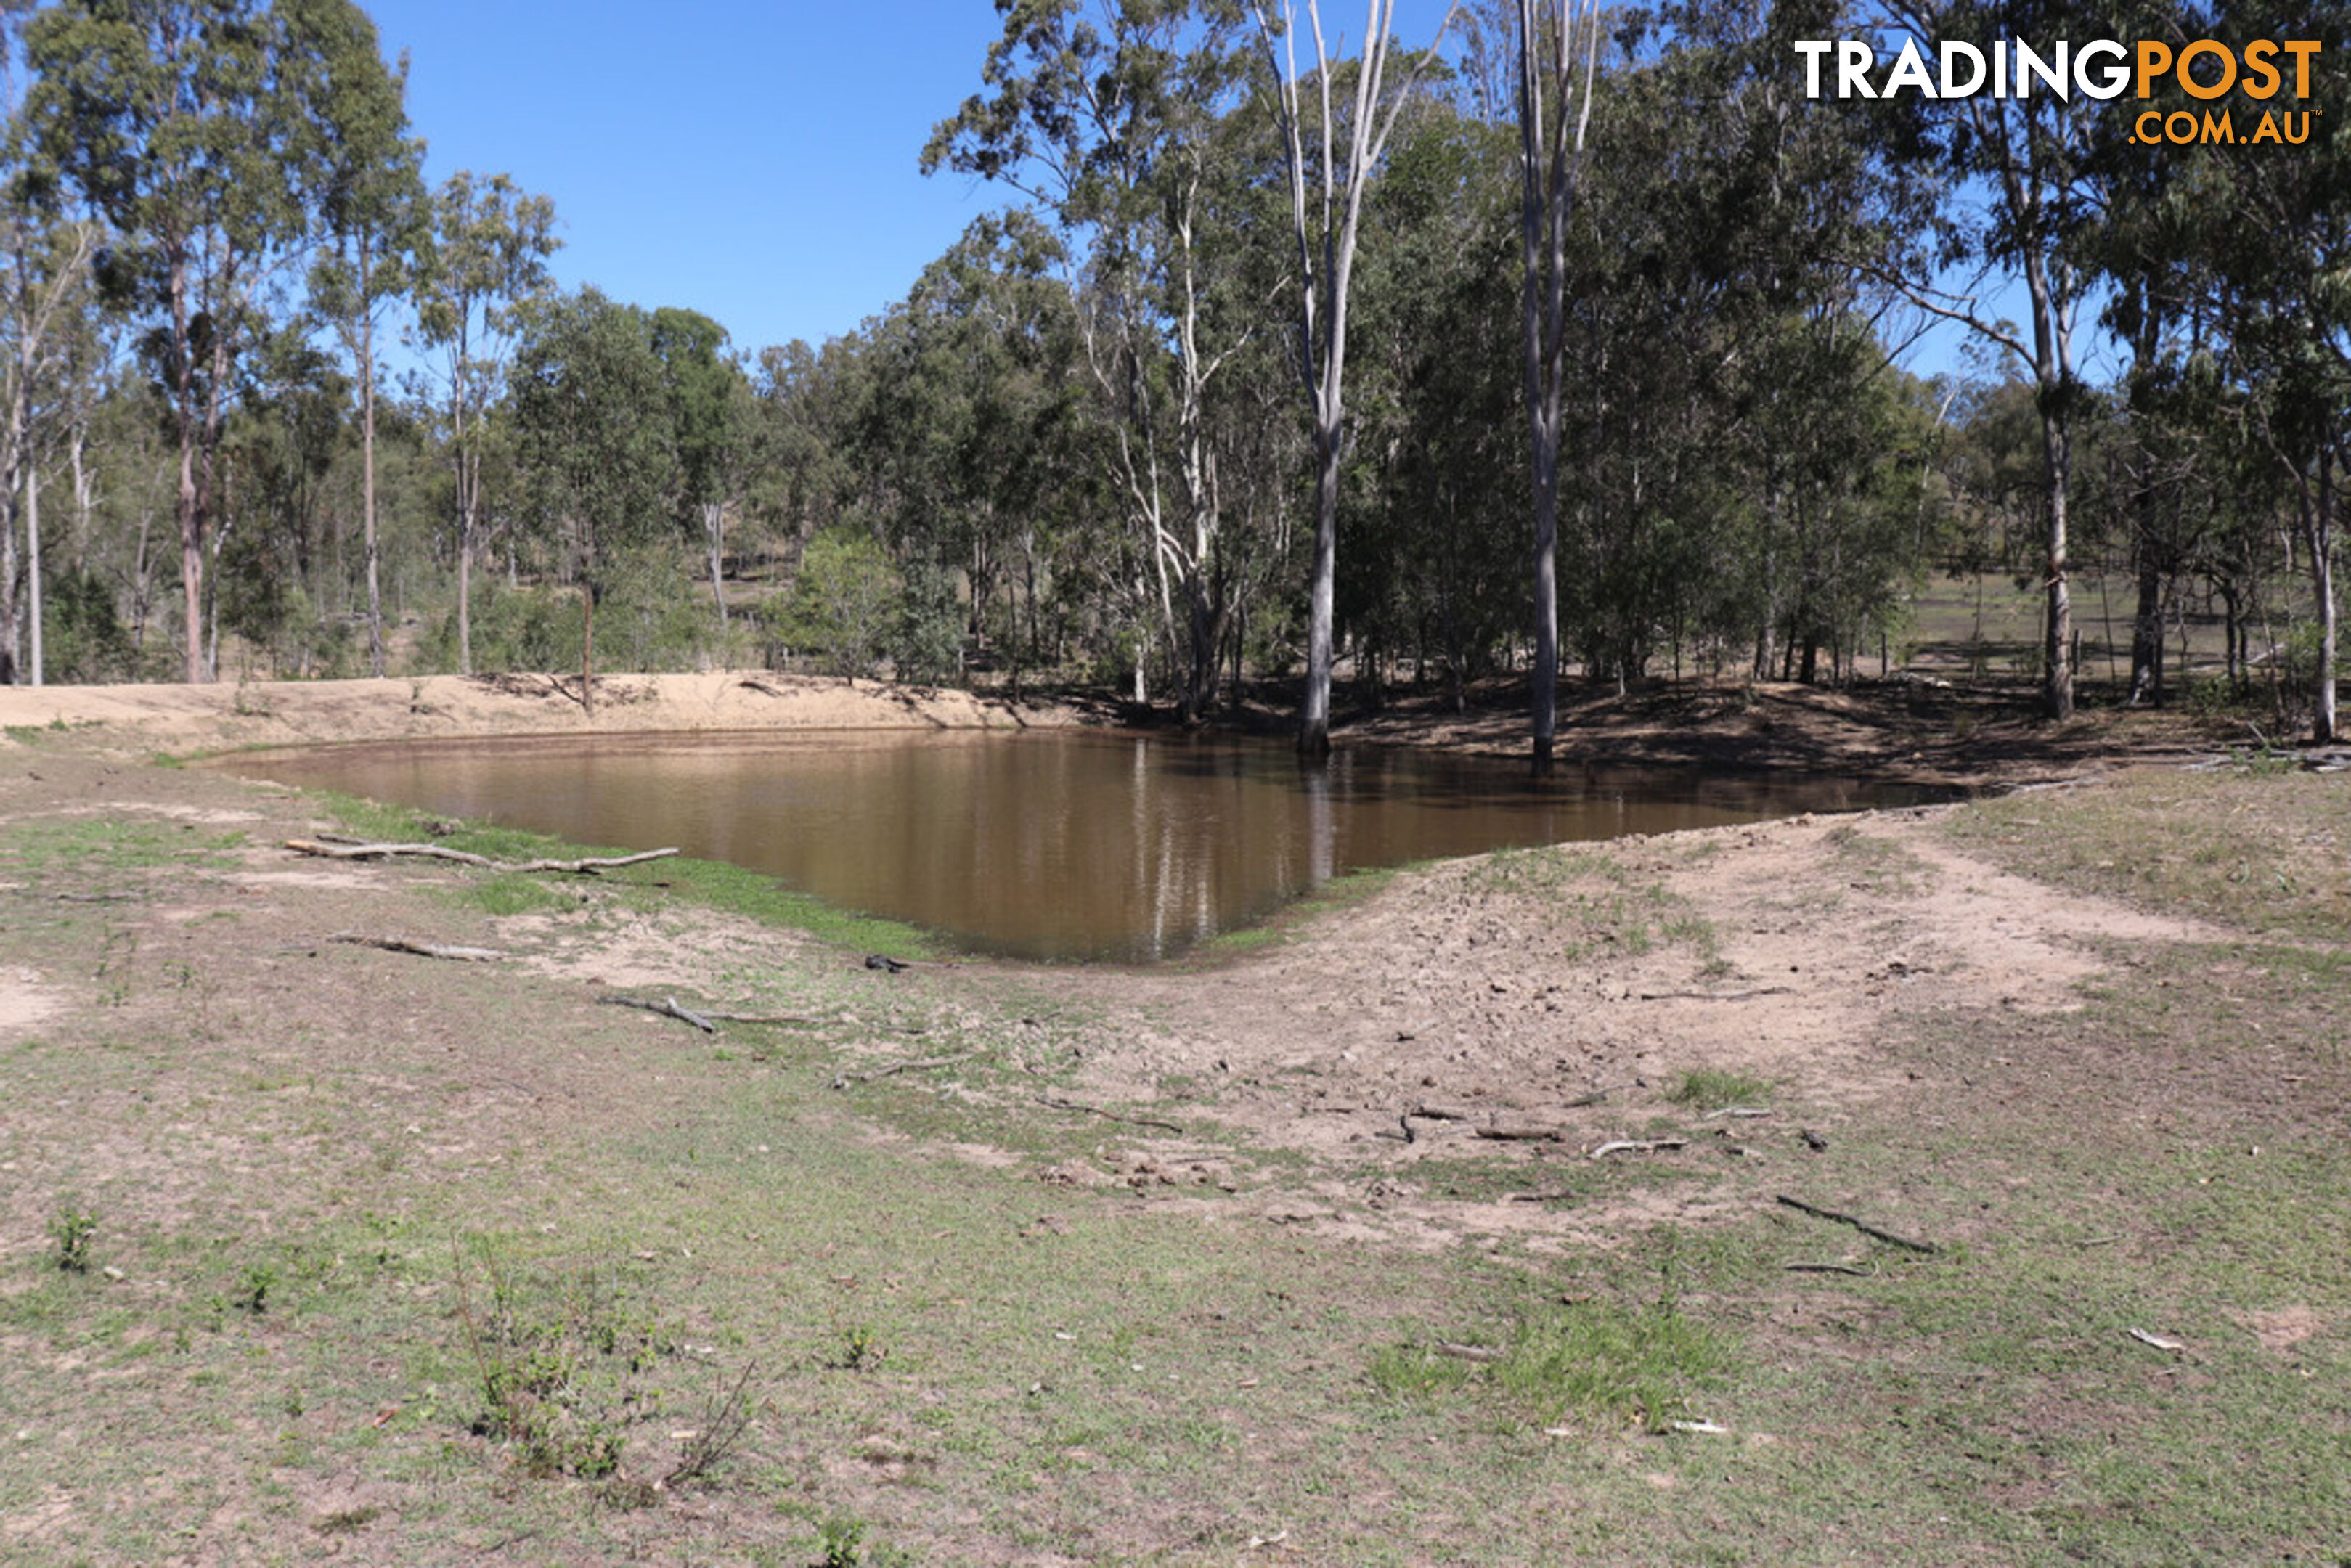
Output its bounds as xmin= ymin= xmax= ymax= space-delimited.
xmin=1478 ymin=1116 xmax=1570 ymax=1143
xmin=1636 ymin=987 xmax=1793 ymax=1002
xmin=831 ymin=1050 xmax=980 ymax=1088
xmin=286 ymin=838 xmax=678 ymax=875
xmin=598 ymin=994 xmax=717 ymax=1032
xmin=1035 ymin=1093 xmax=1185 ymax=1136
xmin=330 ymin=932 xmax=507 ymax=962
xmin=1589 ymin=1138 xmax=1687 ymax=1159
xmin=1775 ymin=1194 xmax=1941 ymax=1255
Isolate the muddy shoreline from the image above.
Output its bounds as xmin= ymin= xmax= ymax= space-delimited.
xmin=0 ymin=667 xmax=2227 ymax=791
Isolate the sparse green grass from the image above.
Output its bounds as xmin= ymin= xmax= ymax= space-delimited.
xmin=1470 ymin=846 xmax=1720 ymax=963
xmin=1666 ymin=1067 xmax=1770 ymax=1111
xmin=447 ymin=873 xmax=576 ymax=918
xmin=0 ymin=817 xmax=245 ymax=878
xmin=1949 ymin=768 xmax=2351 ymax=940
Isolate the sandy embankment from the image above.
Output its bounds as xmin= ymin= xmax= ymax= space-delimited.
xmin=0 ymin=669 xmax=1088 ymax=753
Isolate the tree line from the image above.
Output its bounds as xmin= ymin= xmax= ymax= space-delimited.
xmin=0 ymin=0 xmax=2342 ymax=746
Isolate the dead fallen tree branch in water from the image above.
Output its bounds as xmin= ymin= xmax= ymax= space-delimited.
xmin=286 ymin=838 xmax=678 ymax=875
xmin=1776 ymin=1195 xmax=1941 ymax=1255
xmin=598 ymin=994 xmax=717 ymax=1032
xmin=330 ymin=932 xmax=507 ymax=962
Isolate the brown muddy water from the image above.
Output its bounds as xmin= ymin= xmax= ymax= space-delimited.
xmin=218 ymin=730 xmax=1937 ymax=962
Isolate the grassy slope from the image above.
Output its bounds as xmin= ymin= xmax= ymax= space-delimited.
xmin=2 ymin=738 xmax=2347 ymax=1564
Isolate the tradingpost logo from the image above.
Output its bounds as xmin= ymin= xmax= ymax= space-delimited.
xmin=1794 ymin=36 xmax=2323 ymax=145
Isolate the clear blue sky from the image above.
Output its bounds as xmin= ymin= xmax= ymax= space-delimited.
xmin=370 ymin=0 xmax=1022 ymax=353
xmin=368 ymin=1 xmax=1496 ymax=356
xmin=367 ymin=1 xmax=1999 ymax=378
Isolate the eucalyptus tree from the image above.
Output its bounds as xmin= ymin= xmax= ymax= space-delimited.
xmin=1854 ymin=0 xmax=2116 ymax=719
xmin=927 ymin=0 xmax=1265 ymax=721
xmin=508 ymin=287 xmax=669 ymax=713
xmin=2188 ymin=3 xmax=2349 ymax=741
xmin=1247 ymin=0 xmax=1459 ymax=754
xmin=22 ymin=0 xmax=397 ymax=683
xmin=410 ymin=169 xmax=558 ymax=674
xmin=290 ymin=0 xmax=424 ymax=678
xmin=1514 ymin=0 xmax=1599 ymax=767
xmin=648 ymin=306 xmax=755 ymax=629
xmin=0 ymin=8 xmax=99 ymax=687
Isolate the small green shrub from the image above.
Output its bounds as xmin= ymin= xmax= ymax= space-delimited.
xmin=49 ymin=1210 xmax=95 ymax=1273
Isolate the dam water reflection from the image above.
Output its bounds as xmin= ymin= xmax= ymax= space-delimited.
xmin=221 ymin=730 xmax=1934 ymax=962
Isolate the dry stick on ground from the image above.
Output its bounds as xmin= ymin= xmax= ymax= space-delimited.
xmin=1785 ymin=1261 xmax=1877 ymax=1277
xmin=1636 ymin=987 xmax=1794 ymax=1002
xmin=285 ymin=838 xmax=679 ymax=875
xmin=598 ymin=994 xmax=717 ymax=1032
xmin=1589 ymin=1138 xmax=1688 ymax=1159
xmin=1776 ymin=1194 xmax=1943 ymax=1255
xmin=1431 ymin=1342 xmax=1505 ymax=1364
xmin=330 ymin=931 xmax=508 ymax=962
xmin=1035 ymin=1093 xmax=1186 ymax=1136
xmin=832 ymin=1050 xmax=981 ymax=1089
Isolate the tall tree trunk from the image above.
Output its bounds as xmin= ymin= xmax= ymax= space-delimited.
xmin=2127 ymin=554 xmax=2164 ymax=706
xmin=2313 ymin=449 xmax=2338 ymax=745
xmin=582 ymin=579 xmax=596 ymax=719
xmin=1300 ymin=420 xmax=1339 ymax=755
xmin=172 ymin=256 xmax=206 ymax=685
xmin=1518 ymin=0 xmax=1597 ymax=776
xmin=25 ymin=458 xmax=40 ymax=687
xmin=361 ymin=245 xmax=385 ymax=679
xmin=704 ymin=499 xmax=728 ymax=629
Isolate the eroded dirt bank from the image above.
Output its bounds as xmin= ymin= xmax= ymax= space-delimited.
xmin=0 ymin=668 xmax=1091 ymax=753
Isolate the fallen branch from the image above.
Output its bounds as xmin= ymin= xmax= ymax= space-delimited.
xmin=1478 ymin=1116 xmax=1569 ymax=1143
xmin=701 ymin=1011 xmax=822 ymax=1027
xmin=1506 ymin=1189 xmax=1577 ymax=1204
xmin=1637 ymin=987 xmax=1793 ymax=1002
xmin=1785 ymin=1261 xmax=1876 ymax=1277
xmin=831 ymin=1050 xmax=980 ymax=1088
xmin=1035 ymin=1093 xmax=1186 ymax=1136
xmin=330 ymin=931 xmax=506 ymax=962
xmin=1589 ymin=1138 xmax=1687 ymax=1159
xmin=598 ymin=994 xmax=717 ymax=1033
xmin=1700 ymin=1106 xmax=1775 ymax=1119
xmin=1430 ymin=1341 xmax=1504 ymax=1364
xmin=286 ymin=838 xmax=678 ymax=875
xmin=2127 ymin=1327 xmax=2185 ymax=1354
xmin=1775 ymin=1195 xmax=1941 ymax=1255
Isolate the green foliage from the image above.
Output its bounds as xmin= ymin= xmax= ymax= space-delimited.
xmin=40 ymin=567 xmax=139 ymax=683
xmin=49 ymin=1210 xmax=95 ymax=1273
xmin=891 ymin=555 xmax=963 ymax=686
xmin=232 ymin=1262 xmax=277 ymax=1315
xmin=1373 ymin=1295 xmax=1734 ymax=1433
xmin=784 ymin=528 xmax=900 ymax=679
xmin=452 ymin=1241 xmax=698 ymax=1483
xmin=817 ymin=1517 xmax=868 ymax=1567
xmin=1666 ymin=1069 xmax=1770 ymax=1111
